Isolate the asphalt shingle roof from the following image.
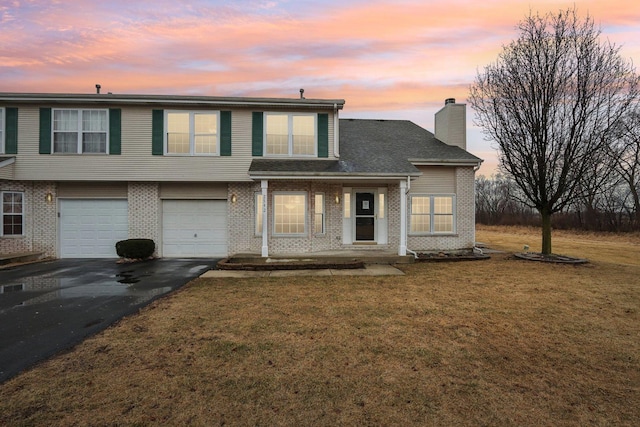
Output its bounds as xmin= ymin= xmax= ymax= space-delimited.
xmin=249 ymin=118 xmax=481 ymax=177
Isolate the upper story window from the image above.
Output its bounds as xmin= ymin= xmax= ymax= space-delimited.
xmin=53 ymin=109 xmax=108 ymax=154
xmin=265 ymin=113 xmax=316 ymax=156
xmin=0 ymin=108 xmax=4 ymax=153
xmin=166 ymin=111 xmax=219 ymax=155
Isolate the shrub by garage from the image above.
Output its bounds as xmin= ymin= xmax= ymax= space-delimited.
xmin=115 ymin=239 xmax=156 ymax=260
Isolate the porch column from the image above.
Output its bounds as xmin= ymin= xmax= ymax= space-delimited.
xmin=399 ymin=180 xmax=407 ymax=256
xmin=261 ymin=180 xmax=269 ymax=257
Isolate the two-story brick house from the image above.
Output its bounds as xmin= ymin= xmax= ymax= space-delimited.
xmin=0 ymin=92 xmax=481 ymax=259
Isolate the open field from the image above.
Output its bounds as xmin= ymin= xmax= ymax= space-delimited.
xmin=1 ymin=226 xmax=639 ymax=426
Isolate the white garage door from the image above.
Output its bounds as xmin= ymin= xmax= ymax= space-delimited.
xmin=162 ymin=200 xmax=228 ymax=257
xmin=59 ymin=199 xmax=128 ymax=258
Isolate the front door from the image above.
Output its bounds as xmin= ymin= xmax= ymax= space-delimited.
xmin=355 ymin=192 xmax=375 ymax=241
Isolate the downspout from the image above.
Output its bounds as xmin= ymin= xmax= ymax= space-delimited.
xmin=404 ymin=176 xmax=419 ymax=259
xmin=333 ymin=104 xmax=340 ymax=157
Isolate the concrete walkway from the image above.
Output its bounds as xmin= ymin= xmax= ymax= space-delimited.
xmin=200 ymin=264 xmax=405 ymax=278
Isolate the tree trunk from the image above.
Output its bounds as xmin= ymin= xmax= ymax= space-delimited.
xmin=540 ymin=209 xmax=553 ymax=255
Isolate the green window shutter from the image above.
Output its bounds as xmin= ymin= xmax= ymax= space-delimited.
xmin=317 ymin=113 xmax=329 ymax=158
xmin=252 ymin=112 xmax=263 ymax=156
xmin=5 ymin=107 xmax=18 ymax=154
xmin=220 ymin=111 xmax=232 ymax=156
xmin=152 ymin=109 xmax=164 ymax=155
xmin=109 ymin=108 xmax=121 ymax=155
xmin=39 ymin=108 xmax=52 ymax=154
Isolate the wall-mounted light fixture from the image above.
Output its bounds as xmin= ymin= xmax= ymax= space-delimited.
xmin=231 ymin=194 xmax=237 ymax=204
xmin=335 ymin=194 xmax=340 ymax=204
xmin=45 ymin=192 xmax=53 ymax=203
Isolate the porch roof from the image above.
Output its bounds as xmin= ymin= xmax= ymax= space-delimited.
xmin=249 ymin=118 xmax=481 ymax=179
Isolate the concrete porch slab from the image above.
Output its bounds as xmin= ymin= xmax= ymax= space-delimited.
xmin=200 ymin=264 xmax=405 ymax=278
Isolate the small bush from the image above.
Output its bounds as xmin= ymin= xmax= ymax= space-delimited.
xmin=115 ymin=238 xmax=155 ymax=259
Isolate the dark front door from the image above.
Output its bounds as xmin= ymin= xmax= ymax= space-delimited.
xmin=355 ymin=192 xmax=375 ymax=241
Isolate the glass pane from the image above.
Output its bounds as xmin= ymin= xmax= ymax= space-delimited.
xmin=53 ymin=110 xmax=78 ymax=131
xmin=0 ymin=108 xmax=4 ymax=129
xmin=274 ymin=194 xmax=305 ymax=234
xmin=314 ymin=194 xmax=324 ymax=214
xmin=53 ymin=132 xmax=78 ymax=153
xmin=411 ymin=197 xmax=430 ymax=214
xmin=410 ymin=215 xmax=430 ymax=233
xmin=3 ymin=214 xmax=23 ymax=235
xmin=167 ymin=133 xmax=190 ymax=153
xmin=195 ymin=135 xmax=216 ymax=154
xmin=194 ymin=113 xmax=217 ymax=134
xmin=379 ymin=193 xmax=385 ymax=219
xmin=434 ymin=215 xmax=453 ymax=232
xmin=167 ymin=113 xmax=189 ymax=133
xmin=82 ymin=133 xmax=107 ymax=153
xmin=344 ymin=193 xmax=351 ymax=218
xmin=266 ymin=115 xmax=289 ymax=155
xmin=255 ymin=194 xmax=263 ymax=235
xmin=82 ymin=110 xmax=107 ymax=132
xmin=314 ymin=213 xmax=324 ymax=234
xmin=434 ymin=196 xmax=453 ymax=214
xmin=292 ymin=116 xmax=314 ymax=155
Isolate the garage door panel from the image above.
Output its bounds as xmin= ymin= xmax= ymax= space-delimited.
xmin=162 ymin=200 xmax=227 ymax=257
xmin=60 ymin=199 xmax=128 ymax=258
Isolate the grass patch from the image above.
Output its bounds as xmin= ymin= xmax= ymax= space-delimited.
xmin=1 ymin=226 xmax=639 ymax=426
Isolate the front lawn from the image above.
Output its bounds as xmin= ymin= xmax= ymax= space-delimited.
xmin=1 ymin=226 xmax=638 ymax=426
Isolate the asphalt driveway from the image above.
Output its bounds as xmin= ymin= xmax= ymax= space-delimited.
xmin=0 ymin=258 xmax=216 ymax=383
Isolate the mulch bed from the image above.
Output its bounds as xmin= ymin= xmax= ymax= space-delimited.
xmin=416 ymin=252 xmax=491 ymax=262
xmin=513 ymin=252 xmax=588 ymax=264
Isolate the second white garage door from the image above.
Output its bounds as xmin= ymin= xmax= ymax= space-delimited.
xmin=162 ymin=200 xmax=228 ymax=257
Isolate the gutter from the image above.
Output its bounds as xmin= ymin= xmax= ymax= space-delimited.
xmin=0 ymin=93 xmax=346 ymax=110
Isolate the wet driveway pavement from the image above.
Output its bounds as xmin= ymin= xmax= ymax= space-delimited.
xmin=0 ymin=258 xmax=216 ymax=383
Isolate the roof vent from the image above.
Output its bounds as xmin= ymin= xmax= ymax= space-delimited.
xmin=445 ymin=97 xmax=455 ymax=105
xmin=300 ymin=88 xmax=305 ymax=99
xmin=95 ymin=84 xmax=101 ymax=94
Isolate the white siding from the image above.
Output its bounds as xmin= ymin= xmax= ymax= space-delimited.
xmin=410 ymin=166 xmax=456 ymax=194
xmin=11 ymin=106 xmax=337 ymax=182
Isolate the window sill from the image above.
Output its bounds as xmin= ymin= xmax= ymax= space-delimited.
xmin=163 ymin=153 xmax=220 ymax=157
xmin=409 ymin=233 xmax=458 ymax=237
xmin=0 ymin=234 xmax=25 ymax=239
xmin=50 ymin=153 xmax=109 ymax=156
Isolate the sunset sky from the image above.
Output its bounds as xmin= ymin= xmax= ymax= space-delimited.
xmin=2 ymin=0 xmax=639 ymax=174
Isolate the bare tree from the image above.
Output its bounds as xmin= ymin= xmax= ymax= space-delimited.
xmin=613 ymin=111 xmax=640 ymax=229
xmin=469 ymin=8 xmax=639 ymax=254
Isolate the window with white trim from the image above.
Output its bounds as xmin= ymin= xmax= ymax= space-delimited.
xmin=53 ymin=109 xmax=108 ymax=153
xmin=2 ymin=191 xmax=24 ymax=236
xmin=314 ymin=193 xmax=325 ymax=234
xmin=265 ymin=113 xmax=315 ymax=156
xmin=0 ymin=108 xmax=4 ymax=154
xmin=166 ymin=111 xmax=219 ymax=155
xmin=273 ymin=193 xmax=307 ymax=235
xmin=410 ymin=195 xmax=455 ymax=234
xmin=255 ymin=193 xmax=263 ymax=236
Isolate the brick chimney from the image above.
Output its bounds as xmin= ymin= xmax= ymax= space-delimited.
xmin=434 ymin=98 xmax=466 ymax=150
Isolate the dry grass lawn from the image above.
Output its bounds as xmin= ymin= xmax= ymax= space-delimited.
xmin=1 ymin=226 xmax=638 ymax=426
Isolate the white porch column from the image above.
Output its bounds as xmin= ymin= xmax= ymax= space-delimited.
xmin=399 ymin=180 xmax=407 ymax=256
xmin=261 ymin=180 xmax=269 ymax=257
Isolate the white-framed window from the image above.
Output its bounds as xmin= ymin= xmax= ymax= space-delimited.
xmin=410 ymin=195 xmax=455 ymax=234
xmin=265 ymin=113 xmax=316 ymax=156
xmin=165 ymin=111 xmax=219 ymax=155
xmin=0 ymin=107 xmax=5 ymax=154
xmin=314 ymin=193 xmax=325 ymax=234
xmin=273 ymin=192 xmax=307 ymax=235
xmin=53 ymin=109 xmax=108 ymax=154
xmin=2 ymin=191 xmax=24 ymax=236
xmin=255 ymin=192 xmax=263 ymax=236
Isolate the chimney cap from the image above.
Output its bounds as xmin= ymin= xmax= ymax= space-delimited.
xmin=445 ymin=97 xmax=456 ymax=105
